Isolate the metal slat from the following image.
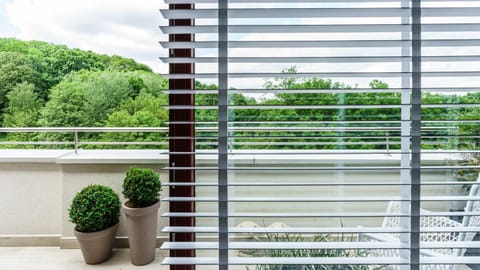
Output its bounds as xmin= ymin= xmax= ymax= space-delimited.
xmin=160 ymin=24 xmax=410 ymax=34
xmin=161 ymin=8 xmax=480 ymax=19
xmin=165 ymin=166 xmax=480 ymax=171
xmin=161 ymin=55 xmax=480 ymax=64
xmin=160 ymin=256 xmax=480 ymax=265
xmin=160 ymin=40 xmax=409 ymax=48
xmin=161 ymin=39 xmax=480 ymax=49
xmin=162 ymin=226 xmax=410 ymax=234
xmin=162 ymin=212 xmax=410 ymax=218
xmin=163 ymin=87 xmax=480 ymax=94
xmin=161 ymin=56 xmax=410 ymax=64
xmin=162 ymin=196 xmax=405 ymax=202
xmin=162 ymin=211 xmax=480 ymax=218
xmin=161 ymin=241 xmax=408 ymax=250
xmin=162 ymin=196 xmax=480 ymax=202
xmin=161 ymin=257 xmax=406 ymax=265
xmin=164 ymin=181 xmax=480 ymax=187
xmin=166 ymin=103 xmax=480 ymax=109
xmin=165 ymin=0 xmax=480 ymax=3
xmin=165 ymin=0 xmax=413 ymax=3
xmin=160 ymin=8 xmax=409 ymax=19
xmin=160 ymin=23 xmax=480 ymax=34
xmin=161 ymin=241 xmax=480 ymax=250
xmin=161 ymin=71 xmax=480 ymax=79
xmin=162 ymin=226 xmax=480 ymax=234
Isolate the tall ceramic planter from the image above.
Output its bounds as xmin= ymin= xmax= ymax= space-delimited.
xmin=74 ymin=223 xmax=119 ymax=264
xmin=123 ymin=199 xmax=160 ymax=265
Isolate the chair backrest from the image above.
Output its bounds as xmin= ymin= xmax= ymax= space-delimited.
xmin=458 ymin=176 xmax=480 ymax=245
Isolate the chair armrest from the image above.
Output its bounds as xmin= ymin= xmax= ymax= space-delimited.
xmin=360 ymin=232 xmax=397 ymax=243
xmin=360 ymin=231 xmax=454 ymax=258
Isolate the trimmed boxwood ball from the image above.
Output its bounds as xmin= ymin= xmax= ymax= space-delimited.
xmin=122 ymin=167 xmax=162 ymax=208
xmin=69 ymin=184 xmax=121 ymax=233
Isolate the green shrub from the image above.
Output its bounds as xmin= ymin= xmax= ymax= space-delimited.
xmin=122 ymin=167 xmax=162 ymax=208
xmin=451 ymin=152 xmax=480 ymax=192
xmin=68 ymin=184 xmax=121 ymax=233
xmin=244 ymin=233 xmax=380 ymax=270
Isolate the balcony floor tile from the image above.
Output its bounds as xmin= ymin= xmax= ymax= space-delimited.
xmin=0 ymin=247 xmax=168 ymax=269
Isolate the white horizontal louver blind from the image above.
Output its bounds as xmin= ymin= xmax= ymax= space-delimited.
xmin=161 ymin=0 xmax=480 ymax=269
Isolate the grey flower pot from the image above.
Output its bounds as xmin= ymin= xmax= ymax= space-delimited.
xmin=73 ymin=223 xmax=119 ymax=265
xmin=123 ymin=200 xmax=160 ymax=265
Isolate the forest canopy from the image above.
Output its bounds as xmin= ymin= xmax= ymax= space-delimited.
xmin=0 ymin=38 xmax=168 ymax=145
xmin=0 ymin=38 xmax=478 ymax=150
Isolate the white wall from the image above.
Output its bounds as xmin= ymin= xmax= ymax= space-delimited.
xmin=0 ymin=163 xmax=62 ymax=235
xmin=0 ymin=149 xmax=463 ymax=247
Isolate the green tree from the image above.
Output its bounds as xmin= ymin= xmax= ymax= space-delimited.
xmin=84 ymin=71 xmax=137 ymax=125
xmin=0 ymin=38 xmax=156 ymax=103
xmin=0 ymin=52 xmax=39 ymax=122
xmin=38 ymin=75 xmax=89 ymax=128
xmin=107 ymin=55 xmax=152 ymax=72
xmin=3 ymin=83 xmax=42 ymax=145
xmin=369 ymin=79 xmax=389 ymax=89
xmin=3 ymin=82 xmax=41 ymax=127
xmin=99 ymin=94 xmax=168 ymax=148
xmin=38 ymin=70 xmax=167 ymax=129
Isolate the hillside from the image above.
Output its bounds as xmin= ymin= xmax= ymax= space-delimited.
xmin=0 ymin=38 xmax=168 ymax=146
xmin=1 ymin=38 xmax=479 ymax=151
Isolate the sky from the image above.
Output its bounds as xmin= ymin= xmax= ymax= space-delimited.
xmin=0 ymin=0 xmax=169 ymax=73
xmin=0 ymin=0 xmax=479 ymax=90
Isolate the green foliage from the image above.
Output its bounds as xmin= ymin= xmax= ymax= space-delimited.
xmin=264 ymin=66 xmax=301 ymax=90
xmin=122 ymin=167 xmax=162 ymax=208
xmin=68 ymin=184 xmax=121 ymax=233
xmin=38 ymin=74 xmax=89 ymax=128
xmin=3 ymin=83 xmax=42 ymax=145
xmin=0 ymin=38 xmax=153 ymax=97
xmin=0 ymin=52 xmax=39 ymax=93
xmin=452 ymin=152 xmax=480 ymax=192
xmin=0 ymin=52 xmax=40 ymax=122
xmin=100 ymin=93 xmax=168 ymax=148
xmin=244 ymin=233 xmax=380 ymax=270
xmin=107 ymin=55 xmax=152 ymax=72
xmin=84 ymin=71 xmax=140 ymax=125
xmin=4 ymin=82 xmax=41 ymax=127
xmin=369 ymin=80 xmax=389 ymax=89
xmin=39 ymin=70 xmax=167 ymax=128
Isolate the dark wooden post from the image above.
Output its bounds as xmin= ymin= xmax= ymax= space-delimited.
xmin=169 ymin=3 xmax=195 ymax=270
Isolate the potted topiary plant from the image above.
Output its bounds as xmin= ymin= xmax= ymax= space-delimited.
xmin=122 ymin=166 xmax=162 ymax=265
xmin=69 ymin=184 xmax=121 ymax=264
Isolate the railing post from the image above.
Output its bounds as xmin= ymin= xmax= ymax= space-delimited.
xmin=386 ymin=131 xmax=390 ymax=154
xmin=74 ymin=130 xmax=79 ymax=155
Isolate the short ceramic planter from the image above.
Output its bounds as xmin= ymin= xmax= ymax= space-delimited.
xmin=123 ymin=200 xmax=160 ymax=265
xmin=74 ymin=222 xmax=119 ymax=265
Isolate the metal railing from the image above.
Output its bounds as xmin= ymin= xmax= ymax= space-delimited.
xmin=0 ymin=126 xmax=459 ymax=154
xmin=0 ymin=127 xmax=169 ymax=154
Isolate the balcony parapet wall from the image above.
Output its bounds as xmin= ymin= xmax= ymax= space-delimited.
xmin=0 ymin=149 xmax=462 ymax=248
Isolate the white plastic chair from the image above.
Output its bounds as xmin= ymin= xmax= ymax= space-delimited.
xmin=361 ymin=179 xmax=480 ymax=270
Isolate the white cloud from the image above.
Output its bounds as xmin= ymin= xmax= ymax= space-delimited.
xmin=5 ymin=0 xmax=169 ymax=73
xmin=4 ymin=0 xmax=480 ymax=90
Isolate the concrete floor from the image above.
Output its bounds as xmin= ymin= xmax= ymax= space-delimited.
xmin=0 ymin=247 xmax=474 ymax=270
xmin=0 ymin=248 xmax=169 ymax=270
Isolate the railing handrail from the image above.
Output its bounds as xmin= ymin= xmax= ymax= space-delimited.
xmin=0 ymin=127 xmax=169 ymax=133
xmin=0 ymin=126 xmax=455 ymax=133
xmin=0 ymin=126 xmax=460 ymax=155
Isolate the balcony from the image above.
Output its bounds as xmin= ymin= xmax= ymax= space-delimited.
xmin=1 ymin=0 xmax=480 ymax=269
xmin=0 ymin=125 xmax=477 ymax=269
